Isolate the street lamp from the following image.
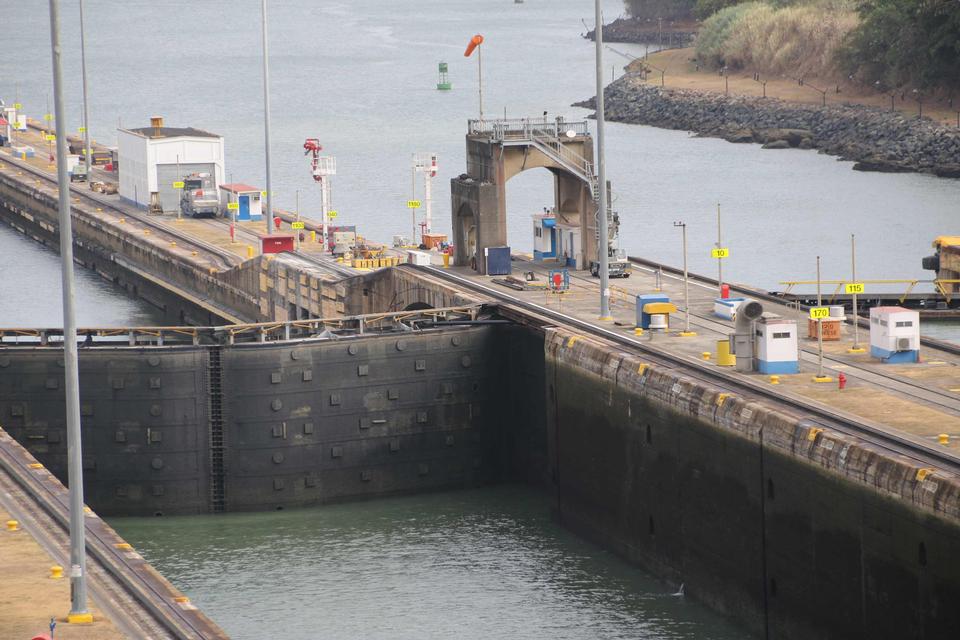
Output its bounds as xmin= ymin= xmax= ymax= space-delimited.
xmin=48 ymin=0 xmax=91 ymax=623
xmin=260 ymin=0 xmax=274 ymax=236
xmin=673 ymin=221 xmax=695 ymax=337
xmin=594 ymin=0 xmax=610 ymax=320
xmin=78 ymin=0 xmax=92 ymax=178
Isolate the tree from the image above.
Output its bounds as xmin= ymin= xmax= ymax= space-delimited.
xmin=623 ymin=0 xmax=697 ymax=21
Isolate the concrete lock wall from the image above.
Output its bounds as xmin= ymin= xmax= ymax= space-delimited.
xmin=0 ymin=325 xmax=510 ymax=515
xmin=543 ymin=327 xmax=960 ymax=639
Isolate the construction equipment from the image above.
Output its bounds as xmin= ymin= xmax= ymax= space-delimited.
xmin=589 ymin=210 xmax=631 ymax=277
xmin=180 ymin=172 xmax=219 ymax=218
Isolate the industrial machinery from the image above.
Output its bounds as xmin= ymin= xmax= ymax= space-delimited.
xmin=589 ymin=210 xmax=631 ymax=278
xmin=179 ymin=172 xmax=219 ymax=218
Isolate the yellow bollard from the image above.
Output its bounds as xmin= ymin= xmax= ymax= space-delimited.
xmin=769 ymin=375 xmax=780 ymax=385
xmin=310 ymin=230 xmax=317 ymax=243
xmin=114 ymin=542 xmax=133 ymax=550
xmin=6 ymin=520 xmax=19 ymax=531
xmin=939 ymin=433 xmax=950 ymax=446
xmin=119 ymin=217 xmax=125 ymax=223
xmin=702 ymin=351 xmax=711 ymax=360
xmin=246 ymin=245 xmax=255 ymax=259
xmin=634 ymin=327 xmax=644 ymax=336
xmin=716 ymin=340 xmax=736 ymax=366
xmin=443 ymin=253 xmax=451 ymax=268
xmin=50 ymin=565 xmax=63 ymax=579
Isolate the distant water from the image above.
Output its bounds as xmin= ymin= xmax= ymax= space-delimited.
xmin=112 ymin=486 xmax=750 ymax=640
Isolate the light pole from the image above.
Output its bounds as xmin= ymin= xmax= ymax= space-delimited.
xmin=848 ymin=234 xmax=865 ymax=353
xmin=295 ymin=188 xmax=300 ymax=251
xmin=78 ymin=0 xmax=91 ymax=177
xmin=814 ymin=255 xmax=828 ymax=381
xmin=674 ymin=221 xmax=695 ymax=336
xmin=716 ymin=202 xmax=723 ymax=296
xmin=260 ymin=0 xmax=274 ymax=236
xmin=48 ymin=0 xmax=91 ymax=623
xmin=595 ymin=0 xmax=610 ymax=320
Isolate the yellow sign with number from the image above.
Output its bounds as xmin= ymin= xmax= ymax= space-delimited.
xmin=407 ymin=200 xmax=421 ymax=208
xmin=809 ymin=307 xmax=830 ymax=319
xmin=711 ymin=248 xmax=730 ymax=259
xmin=44 ymin=134 xmax=55 ymax=141
xmin=291 ymin=221 xmax=305 ymax=229
xmin=78 ymin=126 xmax=86 ymax=133
xmin=261 ymin=191 xmax=267 ymax=197
xmin=328 ymin=210 xmax=338 ymax=218
xmin=43 ymin=114 xmax=53 ymax=121
xmin=844 ymin=282 xmax=864 ymax=294
xmin=227 ymin=202 xmax=239 ymax=210
xmin=13 ymin=103 xmax=22 ymax=110
xmin=173 ymin=181 xmax=185 ymax=189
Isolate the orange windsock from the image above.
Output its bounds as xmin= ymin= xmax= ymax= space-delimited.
xmin=464 ymin=34 xmax=484 ymax=57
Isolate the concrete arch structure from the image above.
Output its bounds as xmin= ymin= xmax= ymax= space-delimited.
xmin=451 ymin=118 xmax=598 ymax=274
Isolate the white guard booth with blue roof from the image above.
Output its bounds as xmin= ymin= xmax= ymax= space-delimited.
xmin=756 ymin=313 xmax=799 ymax=374
xmin=532 ymin=212 xmax=557 ymax=261
xmin=869 ymin=306 xmax=920 ymax=363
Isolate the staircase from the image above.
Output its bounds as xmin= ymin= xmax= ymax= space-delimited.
xmin=207 ymin=346 xmax=226 ymax=512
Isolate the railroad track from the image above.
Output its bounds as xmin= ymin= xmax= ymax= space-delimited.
xmin=627 ymin=255 xmax=960 ymax=356
xmin=0 ymin=153 xmax=241 ymax=270
xmin=518 ymin=257 xmax=960 ymax=417
xmin=407 ymin=264 xmax=960 ymax=473
xmin=0 ymin=432 xmax=224 ymax=639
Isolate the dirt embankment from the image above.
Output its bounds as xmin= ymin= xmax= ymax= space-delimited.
xmin=576 ymin=49 xmax=960 ymax=178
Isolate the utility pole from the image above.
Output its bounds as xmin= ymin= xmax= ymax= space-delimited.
xmin=295 ymin=189 xmax=300 ymax=251
xmin=78 ymin=0 xmax=91 ymax=178
xmin=816 ymin=255 xmax=825 ymax=379
xmin=260 ymin=0 xmax=273 ymax=235
xmin=674 ymin=221 xmax=695 ymax=336
xmin=594 ymin=0 xmax=610 ymax=320
xmin=48 ymin=0 xmax=91 ymax=624
xmin=716 ymin=202 xmax=723 ymax=296
xmin=849 ymin=234 xmax=865 ymax=353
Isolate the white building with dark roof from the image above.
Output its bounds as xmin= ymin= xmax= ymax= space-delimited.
xmin=117 ymin=116 xmax=224 ymax=212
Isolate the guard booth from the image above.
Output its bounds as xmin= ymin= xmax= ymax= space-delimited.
xmin=532 ymin=211 xmax=557 ymax=261
xmin=756 ymin=313 xmax=799 ymax=374
xmin=220 ymin=183 xmax=263 ymax=221
xmin=870 ymin=306 xmax=920 ymax=363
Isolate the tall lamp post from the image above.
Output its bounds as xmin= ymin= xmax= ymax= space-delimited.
xmin=594 ymin=0 xmax=610 ymax=320
xmin=78 ymin=0 xmax=91 ymax=177
xmin=673 ymin=221 xmax=695 ymax=336
xmin=260 ymin=0 xmax=274 ymax=236
xmin=49 ymin=0 xmax=92 ymax=624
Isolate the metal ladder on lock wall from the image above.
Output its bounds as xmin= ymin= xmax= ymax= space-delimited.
xmin=207 ymin=346 xmax=226 ymax=512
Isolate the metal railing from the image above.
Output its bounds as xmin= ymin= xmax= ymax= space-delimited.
xmin=776 ymin=279 xmax=960 ymax=304
xmin=468 ymin=117 xmax=590 ymax=140
xmin=0 ymin=305 xmax=484 ymax=347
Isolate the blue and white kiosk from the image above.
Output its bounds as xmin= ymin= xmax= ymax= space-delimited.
xmin=532 ymin=211 xmax=582 ymax=268
xmin=220 ymin=183 xmax=263 ymax=221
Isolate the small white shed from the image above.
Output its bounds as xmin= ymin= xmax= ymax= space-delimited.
xmin=869 ymin=306 xmax=920 ymax=363
xmin=117 ymin=117 xmax=224 ymax=212
xmin=756 ymin=313 xmax=799 ymax=374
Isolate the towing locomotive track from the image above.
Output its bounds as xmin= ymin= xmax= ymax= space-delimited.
xmin=408 ymin=264 xmax=960 ymax=474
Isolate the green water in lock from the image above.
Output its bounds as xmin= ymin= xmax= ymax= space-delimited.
xmin=111 ymin=486 xmax=751 ymax=639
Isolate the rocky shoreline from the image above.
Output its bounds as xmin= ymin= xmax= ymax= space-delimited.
xmin=584 ymin=17 xmax=696 ymax=47
xmin=574 ymin=74 xmax=960 ymax=178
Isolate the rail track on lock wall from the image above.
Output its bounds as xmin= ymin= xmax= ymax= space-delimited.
xmin=408 ymin=264 xmax=960 ymax=475
xmin=627 ymin=255 xmax=960 ymax=357
xmin=0 ymin=153 xmax=242 ymax=271
xmin=0 ymin=432 xmax=227 ymax=639
xmin=516 ymin=256 xmax=960 ymax=418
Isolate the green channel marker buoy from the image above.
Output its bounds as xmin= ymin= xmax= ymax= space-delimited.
xmin=436 ymin=62 xmax=452 ymax=90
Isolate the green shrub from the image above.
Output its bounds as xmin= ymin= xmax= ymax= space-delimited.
xmin=623 ymin=0 xmax=696 ymax=21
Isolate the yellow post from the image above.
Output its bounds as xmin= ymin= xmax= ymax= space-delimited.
xmin=716 ymin=340 xmax=736 ymax=366
xmin=443 ymin=253 xmax=450 ymax=268
xmin=246 ymin=245 xmax=255 ymax=258
xmin=5 ymin=520 xmax=19 ymax=531
xmin=310 ymin=230 xmax=317 ymax=243
xmin=50 ymin=565 xmax=64 ymax=579
xmin=939 ymin=433 xmax=950 ymax=446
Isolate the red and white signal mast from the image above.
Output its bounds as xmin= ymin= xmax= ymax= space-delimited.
xmin=303 ymin=138 xmax=336 ymax=252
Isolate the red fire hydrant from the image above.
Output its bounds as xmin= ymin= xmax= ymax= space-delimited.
xmin=273 ymin=216 xmax=282 ymax=231
xmin=838 ymin=372 xmax=847 ymax=390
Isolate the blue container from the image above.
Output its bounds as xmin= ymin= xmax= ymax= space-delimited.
xmin=636 ymin=293 xmax=669 ymax=328
xmin=485 ymin=246 xmax=512 ymax=276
